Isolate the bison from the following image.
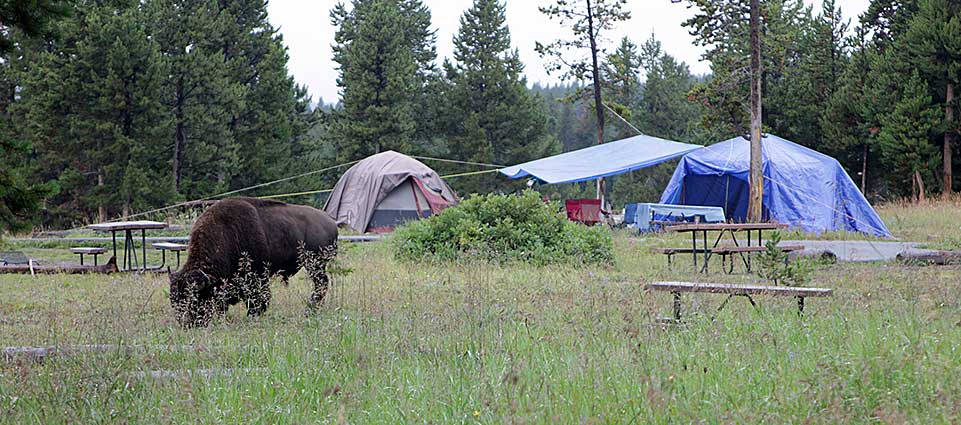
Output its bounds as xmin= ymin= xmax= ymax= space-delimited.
xmin=169 ymin=197 xmax=338 ymax=327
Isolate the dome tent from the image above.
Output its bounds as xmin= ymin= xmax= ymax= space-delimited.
xmin=324 ymin=151 xmax=458 ymax=233
xmin=659 ymin=135 xmax=892 ymax=238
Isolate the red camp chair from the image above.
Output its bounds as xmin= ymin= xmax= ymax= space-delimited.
xmin=565 ymin=199 xmax=602 ymax=226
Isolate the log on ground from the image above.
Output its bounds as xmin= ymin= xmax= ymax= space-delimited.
xmin=0 ymin=257 xmax=118 ymax=274
xmin=896 ymin=248 xmax=961 ymax=265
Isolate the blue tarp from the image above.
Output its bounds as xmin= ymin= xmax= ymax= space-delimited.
xmin=499 ymin=135 xmax=703 ymax=185
xmin=659 ymin=135 xmax=893 ymax=238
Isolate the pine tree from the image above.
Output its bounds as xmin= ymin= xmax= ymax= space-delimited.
xmin=877 ymin=72 xmax=941 ymax=201
xmin=146 ymin=0 xmax=242 ymax=198
xmin=682 ymin=0 xmax=808 ymax=137
xmin=18 ymin=2 xmax=173 ymax=221
xmin=635 ymin=35 xmax=704 ymax=143
xmin=215 ymin=0 xmax=313 ymax=193
xmin=330 ymin=0 xmax=435 ymax=162
xmin=766 ymin=0 xmax=848 ymax=149
xmin=0 ymin=0 xmax=69 ymax=53
xmin=602 ymin=36 xmax=641 ymax=139
xmin=898 ymin=0 xmax=961 ymax=193
xmin=822 ymin=27 xmax=875 ymax=193
xmin=0 ymin=0 xmax=68 ymax=232
xmin=608 ymin=35 xmax=705 ymax=208
xmin=442 ymin=0 xmax=557 ymax=194
xmin=537 ymin=0 xmax=631 ymax=200
xmin=861 ymin=0 xmax=918 ymax=49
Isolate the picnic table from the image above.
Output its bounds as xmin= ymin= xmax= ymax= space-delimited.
xmin=89 ymin=221 xmax=168 ymax=272
xmin=661 ymin=222 xmax=791 ymax=273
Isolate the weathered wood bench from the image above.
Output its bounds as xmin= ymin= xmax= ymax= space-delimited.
xmin=69 ymin=247 xmax=107 ymax=266
xmin=647 ymin=281 xmax=833 ymax=322
xmin=153 ymin=243 xmax=188 ymax=270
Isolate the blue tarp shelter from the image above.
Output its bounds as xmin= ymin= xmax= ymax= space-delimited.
xmin=499 ymin=135 xmax=703 ymax=184
xmin=659 ymin=135 xmax=893 ymax=238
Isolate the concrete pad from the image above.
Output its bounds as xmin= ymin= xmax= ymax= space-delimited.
xmin=782 ymin=240 xmax=922 ymax=263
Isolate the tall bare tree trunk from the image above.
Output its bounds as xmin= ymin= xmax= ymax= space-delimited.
xmin=97 ymin=172 xmax=105 ymax=223
xmin=173 ymin=79 xmax=186 ymax=193
xmin=747 ymin=0 xmax=764 ymax=222
xmin=912 ymin=173 xmax=918 ymax=201
xmin=586 ymin=0 xmax=606 ymax=204
xmin=945 ymin=82 xmax=954 ymax=196
xmin=916 ymin=171 xmax=927 ymax=203
xmin=861 ymin=144 xmax=868 ymax=194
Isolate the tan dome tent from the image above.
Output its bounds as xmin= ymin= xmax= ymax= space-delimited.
xmin=324 ymin=151 xmax=459 ymax=233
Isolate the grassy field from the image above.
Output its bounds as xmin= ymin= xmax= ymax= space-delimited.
xmin=2 ymin=201 xmax=961 ymax=423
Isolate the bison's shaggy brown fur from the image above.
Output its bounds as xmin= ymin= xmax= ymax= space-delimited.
xmin=169 ymin=197 xmax=337 ymax=327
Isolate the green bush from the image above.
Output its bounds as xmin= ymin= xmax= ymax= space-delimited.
xmin=391 ymin=190 xmax=614 ymax=266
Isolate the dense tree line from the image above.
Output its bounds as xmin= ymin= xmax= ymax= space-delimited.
xmin=1 ymin=0 xmax=959 ymax=232
xmin=2 ymin=0 xmax=317 ymax=228
xmin=0 ymin=0 xmax=69 ymax=232
xmin=682 ymin=0 xmax=960 ymax=202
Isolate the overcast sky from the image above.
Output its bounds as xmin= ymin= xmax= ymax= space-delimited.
xmin=266 ymin=0 xmax=871 ymax=104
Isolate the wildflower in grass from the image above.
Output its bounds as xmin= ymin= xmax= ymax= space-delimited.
xmin=473 ymin=410 xmax=480 ymax=417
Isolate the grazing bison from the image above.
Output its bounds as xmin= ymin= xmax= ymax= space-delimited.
xmin=169 ymin=197 xmax=338 ymax=327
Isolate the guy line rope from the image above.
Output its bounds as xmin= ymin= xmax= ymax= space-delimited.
xmin=95 ymin=156 xmax=504 ymax=223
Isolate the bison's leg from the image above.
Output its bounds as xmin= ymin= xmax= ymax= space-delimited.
xmin=212 ymin=290 xmax=230 ymax=318
xmin=306 ymin=259 xmax=330 ymax=311
xmin=244 ymin=275 xmax=272 ymax=317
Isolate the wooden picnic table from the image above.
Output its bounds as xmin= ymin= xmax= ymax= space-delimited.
xmin=89 ymin=221 xmax=168 ymax=272
xmin=663 ymin=222 xmax=789 ymax=273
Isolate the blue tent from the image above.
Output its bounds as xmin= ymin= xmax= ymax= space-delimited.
xmin=499 ymin=135 xmax=703 ymax=184
xmin=659 ymin=135 xmax=893 ymax=238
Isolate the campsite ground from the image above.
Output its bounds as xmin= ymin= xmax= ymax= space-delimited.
xmin=2 ymin=199 xmax=961 ymax=422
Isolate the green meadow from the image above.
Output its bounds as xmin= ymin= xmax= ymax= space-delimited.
xmin=1 ymin=200 xmax=960 ymax=423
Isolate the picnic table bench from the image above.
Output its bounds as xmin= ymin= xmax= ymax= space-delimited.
xmin=69 ymin=247 xmax=107 ymax=266
xmin=153 ymin=242 xmax=188 ymax=270
xmin=651 ymin=244 xmax=804 ymax=273
xmin=647 ymin=281 xmax=833 ymax=322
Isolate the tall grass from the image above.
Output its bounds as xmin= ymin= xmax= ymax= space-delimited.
xmin=2 ymin=232 xmax=960 ymax=422
xmin=876 ymin=197 xmax=961 ymax=247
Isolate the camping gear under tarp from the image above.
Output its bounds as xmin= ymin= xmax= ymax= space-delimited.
xmin=499 ymin=135 xmax=703 ymax=184
xmin=624 ymin=203 xmax=726 ymax=231
xmin=324 ymin=151 xmax=459 ymax=233
xmin=659 ymin=135 xmax=893 ymax=238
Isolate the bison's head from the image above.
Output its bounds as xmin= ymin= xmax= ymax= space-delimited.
xmin=169 ymin=269 xmax=218 ymax=328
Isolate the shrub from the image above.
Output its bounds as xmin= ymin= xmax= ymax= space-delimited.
xmin=391 ymin=190 xmax=614 ymax=266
